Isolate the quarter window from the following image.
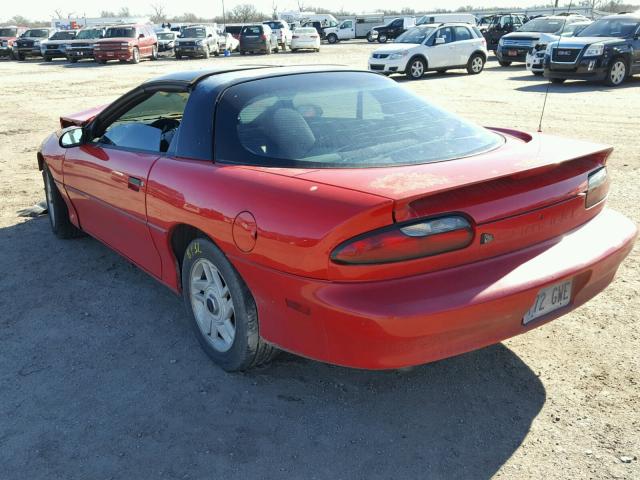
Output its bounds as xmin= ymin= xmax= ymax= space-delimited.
xmin=454 ymin=26 xmax=472 ymax=41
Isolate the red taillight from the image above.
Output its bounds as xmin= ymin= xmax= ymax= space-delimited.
xmin=331 ymin=215 xmax=474 ymax=265
xmin=585 ymin=167 xmax=608 ymax=208
xmin=260 ymin=34 xmax=267 ymax=40
xmin=310 ymin=35 xmax=318 ymax=38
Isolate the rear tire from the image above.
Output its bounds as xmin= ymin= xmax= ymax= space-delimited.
xmin=151 ymin=45 xmax=158 ymax=60
xmin=42 ymin=166 xmax=83 ymax=239
xmin=69 ymin=57 xmax=78 ymax=63
xmin=181 ymin=238 xmax=279 ymax=372
xmin=367 ymin=32 xmax=375 ymax=42
xmin=467 ymin=53 xmax=485 ymax=74
xmin=378 ymin=33 xmax=388 ymax=43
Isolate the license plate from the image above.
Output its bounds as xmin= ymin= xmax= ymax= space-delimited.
xmin=107 ymin=52 xmax=114 ymax=56
xmin=557 ymin=49 xmax=572 ymax=56
xmin=523 ymin=279 xmax=572 ymax=325
xmin=507 ymin=49 xmax=518 ymax=56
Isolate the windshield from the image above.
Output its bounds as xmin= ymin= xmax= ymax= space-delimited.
xmin=577 ymin=17 xmax=640 ymax=38
xmin=217 ymin=72 xmax=503 ymax=168
xmin=560 ymin=23 xmax=590 ymax=36
xmin=157 ymin=32 xmax=174 ymax=40
xmin=518 ymin=18 xmax=567 ymax=33
xmin=182 ymin=27 xmax=206 ymax=38
xmin=395 ymin=26 xmax=435 ymax=44
xmin=50 ymin=31 xmax=76 ymax=40
xmin=76 ymin=29 xmax=101 ymax=39
xmin=0 ymin=28 xmax=18 ymax=37
xmin=105 ymin=27 xmax=135 ymax=38
xmin=24 ymin=29 xmax=49 ymax=38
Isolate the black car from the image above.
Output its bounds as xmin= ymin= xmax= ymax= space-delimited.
xmin=239 ymin=24 xmax=278 ymax=55
xmin=15 ymin=28 xmax=55 ymax=60
xmin=544 ymin=13 xmax=640 ymax=86
xmin=367 ymin=18 xmax=412 ymax=44
xmin=482 ymin=13 xmax=529 ymax=52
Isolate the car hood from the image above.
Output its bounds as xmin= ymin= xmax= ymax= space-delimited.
xmin=547 ymin=36 xmax=623 ymax=47
xmin=373 ymin=43 xmax=418 ymax=53
xmin=97 ymin=37 xmax=135 ymax=43
xmin=177 ymin=37 xmax=207 ymax=41
xmin=0 ymin=36 xmax=18 ymax=41
xmin=66 ymin=38 xmax=99 ymax=44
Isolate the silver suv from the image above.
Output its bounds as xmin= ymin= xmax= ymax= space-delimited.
xmin=175 ymin=25 xmax=220 ymax=59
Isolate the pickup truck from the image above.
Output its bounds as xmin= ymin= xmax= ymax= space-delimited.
xmin=14 ymin=28 xmax=55 ymax=60
xmin=66 ymin=27 xmax=105 ymax=62
xmin=41 ymin=30 xmax=77 ymax=61
xmin=367 ymin=17 xmax=416 ymax=43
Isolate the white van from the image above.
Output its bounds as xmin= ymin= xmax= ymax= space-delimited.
xmin=417 ymin=13 xmax=477 ymax=26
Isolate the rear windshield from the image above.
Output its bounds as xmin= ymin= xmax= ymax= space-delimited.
xmin=577 ymin=17 xmax=640 ymax=37
xmin=241 ymin=26 xmax=263 ymax=35
xmin=50 ymin=31 xmax=76 ymax=40
xmin=216 ymin=72 xmax=503 ymax=168
xmin=105 ymin=27 xmax=136 ymax=38
xmin=0 ymin=28 xmax=18 ymax=37
xmin=225 ymin=26 xmax=242 ymax=34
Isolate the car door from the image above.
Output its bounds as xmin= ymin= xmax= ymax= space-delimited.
xmin=426 ymin=27 xmax=455 ymax=68
xmin=453 ymin=25 xmax=475 ymax=64
xmin=632 ymin=24 xmax=640 ymax=73
xmin=63 ymin=88 xmax=190 ymax=277
xmin=339 ymin=20 xmax=354 ymax=40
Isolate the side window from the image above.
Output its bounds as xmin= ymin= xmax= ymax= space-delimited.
xmin=434 ymin=27 xmax=454 ymax=44
xmin=514 ymin=16 xmax=523 ymax=27
xmin=500 ymin=16 xmax=513 ymax=28
xmin=342 ymin=21 xmax=352 ymax=29
xmin=96 ymin=91 xmax=190 ymax=153
xmin=454 ymin=26 xmax=472 ymax=41
xmin=392 ymin=19 xmax=402 ymax=28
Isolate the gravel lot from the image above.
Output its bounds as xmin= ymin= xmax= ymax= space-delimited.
xmin=0 ymin=42 xmax=638 ymax=479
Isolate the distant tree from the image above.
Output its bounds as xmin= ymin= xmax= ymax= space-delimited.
xmin=9 ymin=15 xmax=31 ymax=26
xmin=118 ymin=7 xmax=131 ymax=17
xmin=228 ymin=4 xmax=266 ymax=22
xmin=100 ymin=10 xmax=116 ymax=17
xmin=53 ymin=9 xmax=63 ymax=19
xmin=150 ymin=2 xmax=166 ymax=23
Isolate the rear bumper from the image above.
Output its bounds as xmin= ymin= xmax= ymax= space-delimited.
xmin=235 ymin=209 xmax=637 ymax=369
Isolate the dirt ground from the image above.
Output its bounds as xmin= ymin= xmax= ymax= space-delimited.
xmin=0 ymin=42 xmax=638 ymax=479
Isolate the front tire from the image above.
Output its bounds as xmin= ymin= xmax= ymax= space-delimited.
xmin=327 ymin=33 xmax=338 ymax=44
xmin=604 ymin=58 xmax=627 ymax=87
xmin=181 ymin=238 xmax=279 ymax=371
xmin=151 ymin=44 xmax=158 ymax=60
xmin=467 ymin=53 xmax=485 ymax=74
xmin=378 ymin=33 xmax=388 ymax=43
xmin=130 ymin=47 xmax=140 ymax=64
xmin=42 ymin=166 xmax=82 ymax=239
xmin=406 ymin=57 xmax=426 ymax=80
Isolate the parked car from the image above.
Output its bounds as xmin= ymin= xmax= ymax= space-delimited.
xmin=544 ymin=13 xmax=640 ymax=86
xmin=290 ymin=27 xmax=320 ymax=52
xmin=369 ymin=23 xmax=488 ymax=79
xmin=224 ymin=24 xmax=243 ymax=40
xmin=175 ymin=25 xmax=220 ymax=59
xmin=301 ymin=21 xmax=327 ymax=41
xmin=0 ymin=26 xmax=26 ymax=59
xmin=14 ymin=28 xmax=55 ymax=60
xmin=219 ymin=32 xmax=239 ymax=52
xmin=41 ymin=30 xmax=77 ymax=62
xmin=482 ymin=13 xmax=529 ymax=52
xmin=367 ymin=17 xmax=416 ymax=43
xmin=66 ymin=27 xmax=105 ymax=63
xmin=526 ymin=21 xmax=591 ymax=75
xmin=156 ymin=31 xmax=178 ymax=57
xmin=39 ymin=66 xmax=637 ymax=371
xmin=239 ymin=24 xmax=278 ymax=54
xmin=94 ymin=24 xmax=158 ymax=64
xmin=497 ymin=15 xmax=590 ymax=66
xmin=263 ymin=20 xmax=292 ymax=50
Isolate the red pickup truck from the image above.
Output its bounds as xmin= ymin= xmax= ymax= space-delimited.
xmin=94 ymin=24 xmax=158 ymax=64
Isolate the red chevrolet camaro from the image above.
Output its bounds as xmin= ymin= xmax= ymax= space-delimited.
xmin=38 ymin=66 xmax=637 ymax=371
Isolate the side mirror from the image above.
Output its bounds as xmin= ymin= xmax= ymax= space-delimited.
xmin=208 ymin=33 xmax=213 ymax=37
xmin=138 ymin=34 xmax=144 ymax=39
xmin=435 ymin=37 xmax=445 ymax=45
xmin=59 ymin=127 xmax=84 ymax=148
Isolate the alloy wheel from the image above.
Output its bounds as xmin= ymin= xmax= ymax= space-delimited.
xmin=610 ymin=61 xmax=626 ymax=86
xmin=190 ymin=258 xmax=236 ymax=353
xmin=472 ymin=56 xmax=484 ymax=73
xmin=411 ymin=60 xmax=424 ymax=78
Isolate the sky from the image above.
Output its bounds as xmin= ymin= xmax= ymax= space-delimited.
xmin=4 ymin=1 xmax=584 ymax=22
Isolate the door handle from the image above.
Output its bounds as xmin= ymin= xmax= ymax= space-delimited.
xmin=128 ymin=176 xmax=144 ymax=192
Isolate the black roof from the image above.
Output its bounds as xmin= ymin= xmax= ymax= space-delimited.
xmin=146 ymin=65 xmax=360 ymax=89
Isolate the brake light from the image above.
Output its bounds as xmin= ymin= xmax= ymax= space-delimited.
xmin=585 ymin=167 xmax=608 ymax=208
xmin=331 ymin=215 xmax=474 ymax=265
xmin=260 ymin=34 xmax=267 ymax=40
xmin=310 ymin=35 xmax=318 ymax=38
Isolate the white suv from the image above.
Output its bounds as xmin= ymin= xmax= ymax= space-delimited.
xmin=368 ymin=23 xmax=488 ymax=80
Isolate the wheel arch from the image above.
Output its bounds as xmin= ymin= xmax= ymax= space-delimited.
xmin=471 ymin=49 xmax=487 ymax=61
xmin=170 ymin=224 xmax=211 ymax=286
xmin=407 ymin=54 xmax=428 ymax=70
